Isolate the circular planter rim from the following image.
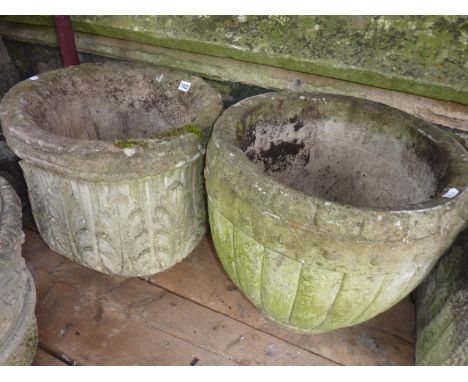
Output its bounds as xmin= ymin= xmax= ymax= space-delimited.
xmin=210 ymin=91 xmax=468 ymax=218
xmin=0 ymin=62 xmax=223 ymax=161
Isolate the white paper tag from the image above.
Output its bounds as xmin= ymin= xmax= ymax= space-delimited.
xmin=178 ymin=80 xmax=191 ymax=92
xmin=29 ymin=75 xmax=39 ymax=81
xmin=442 ymin=188 xmax=459 ymax=198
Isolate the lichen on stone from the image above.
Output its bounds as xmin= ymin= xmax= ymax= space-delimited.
xmin=1 ymin=15 xmax=466 ymax=104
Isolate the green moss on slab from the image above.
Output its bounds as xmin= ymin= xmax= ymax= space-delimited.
xmin=0 ymin=15 xmax=466 ymax=105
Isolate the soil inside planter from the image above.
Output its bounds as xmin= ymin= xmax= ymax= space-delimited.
xmin=26 ymin=69 xmax=198 ymax=141
xmin=239 ymin=96 xmax=447 ymax=210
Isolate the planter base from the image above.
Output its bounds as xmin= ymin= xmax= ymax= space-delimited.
xmin=208 ymin=201 xmax=432 ymax=333
xmin=23 ymin=159 xmax=206 ymax=277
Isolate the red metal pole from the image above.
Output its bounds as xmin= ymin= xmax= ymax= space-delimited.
xmin=54 ymin=16 xmax=79 ymax=67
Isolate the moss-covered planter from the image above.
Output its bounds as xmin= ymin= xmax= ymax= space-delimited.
xmin=0 ymin=62 xmax=222 ymax=276
xmin=0 ymin=176 xmax=37 ymax=365
xmin=205 ymin=92 xmax=468 ymax=333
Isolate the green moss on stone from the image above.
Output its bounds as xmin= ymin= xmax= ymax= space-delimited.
xmin=153 ymin=123 xmax=204 ymax=139
xmin=1 ymin=15 xmax=466 ymax=104
xmin=113 ymin=138 xmax=149 ymax=149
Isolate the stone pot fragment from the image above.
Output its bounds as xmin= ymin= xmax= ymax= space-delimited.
xmin=0 ymin=175 xmax=37 ymax=365
xmin=415 ymin=229 xmax=468 ymax=365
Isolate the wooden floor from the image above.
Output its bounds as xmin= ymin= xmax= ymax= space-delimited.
xmin=23 ymin=227 xmax=415 ymax=366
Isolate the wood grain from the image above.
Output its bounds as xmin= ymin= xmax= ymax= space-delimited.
xmin=24 ymin=228 xmax=415 ymax=365
xmin=148 ymin=235 xmax=415 ymax=365
xmin=32 ymin=349 xmax=67 ymax=366
xmin=24 ymin=229 xmax=335 ymax=365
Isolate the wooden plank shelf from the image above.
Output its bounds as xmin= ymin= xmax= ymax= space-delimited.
xmin=23 ymin=228 xmax=415 ymax=366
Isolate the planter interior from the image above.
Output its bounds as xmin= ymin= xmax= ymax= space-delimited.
xmin=27 ymin=67 xmax=205 ymax=142
xmin=239 ymin=95 xmax=448 ymax=210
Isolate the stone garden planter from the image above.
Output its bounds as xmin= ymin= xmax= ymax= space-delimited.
xmin=0 ymin=62 xmax=222 ymax=276
xmin=205 ymin=92 xmax=468 ymax=333
xmin=415 ymin=229 xmax=468 ymax=365
xmin=0 ymin=176 xmax=37 ymax=365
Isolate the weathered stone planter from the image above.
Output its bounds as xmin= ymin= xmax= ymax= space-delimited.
xmin=0 ymin=176 xmax=37 ymax=365
xmin=0 ymin=62 xmax=222 ymax=276
xmin=205 ymin=92 xmax=468 ymax=333
xmin=415 ymin=229 xmax=468 ymax=365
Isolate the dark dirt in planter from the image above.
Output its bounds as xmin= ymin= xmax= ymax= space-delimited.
xmin=238 ymin=96 xmax=447 ymax=210
xmin=26 ymin=72 xmax=200 ymax=142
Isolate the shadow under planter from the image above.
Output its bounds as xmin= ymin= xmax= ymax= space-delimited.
xmin=0 ymin=62 xmax=222 ymax=277
xmin=0 ymin=175 xmax=37 ymax=365
xmin=205 ymin=92 xmax=468 ymax=334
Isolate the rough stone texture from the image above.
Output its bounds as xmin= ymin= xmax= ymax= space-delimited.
xmin=205 ymin=92 xmax=468 ymax=334
xmin=0 ymin=141 xmax=30 ymax=221
xmin=2 ymin=23 xmax=467 ymax=133
xmin=0 ymin=36 xmax=20 ymax=99
xmin=436 ymin=125 xmax=468 ymax=150
xmin=415 ymin=229 xmax=468 ymax=365
xmin=0 ymin=15 xmax=466 ymax=105
xmin=0 ymin=62 xmax=222 ymax=276
xmin=2 ymin=38 xmax=111 ymax=80
xmin=0 ymin=175 xmax=37 ymax=365
xmin=0 ymin=36 xmax=31 ymax=224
